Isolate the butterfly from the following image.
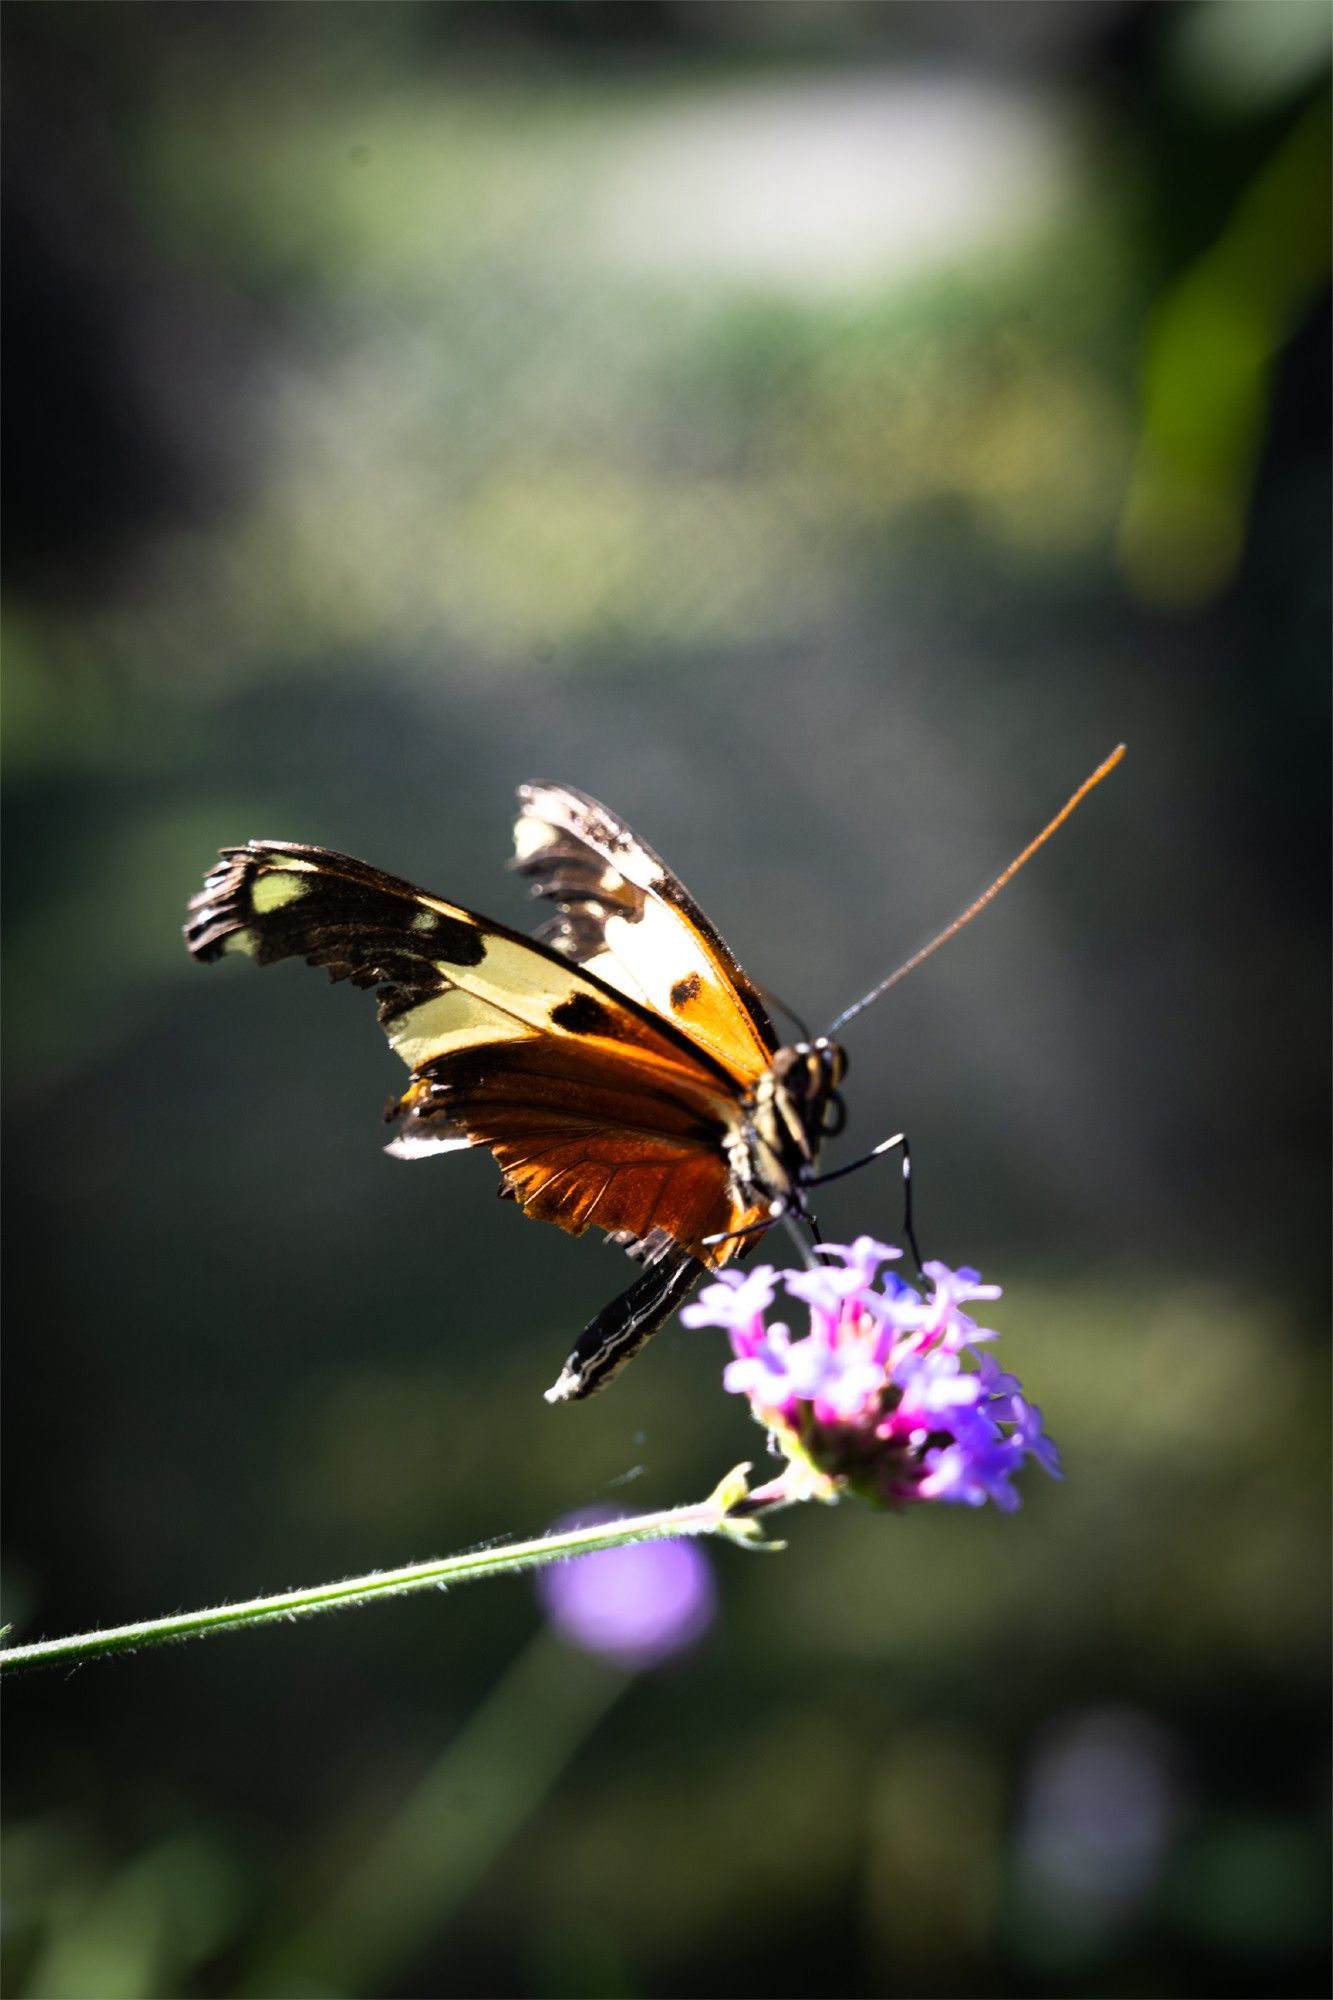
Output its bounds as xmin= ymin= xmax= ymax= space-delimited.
xmin=185 ymin=752 xmax=1123 ymax=1403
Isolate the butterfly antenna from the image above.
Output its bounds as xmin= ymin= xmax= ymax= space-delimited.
xmin=828 ymin=744 xmax=1125 ymax=1034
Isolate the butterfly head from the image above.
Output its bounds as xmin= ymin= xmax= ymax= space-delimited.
xmin=743 ymin=1037 xmax=849 ymax=1197
xmin=770 ymin=1036 xmax=848 ymax=1102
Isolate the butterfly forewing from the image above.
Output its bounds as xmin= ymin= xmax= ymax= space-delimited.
xmin=512 ymin=783 xmax=778 ymax=1084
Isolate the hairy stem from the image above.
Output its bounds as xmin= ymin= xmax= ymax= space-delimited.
xmin=0 ymin=1465 xmax=767 ymax=1677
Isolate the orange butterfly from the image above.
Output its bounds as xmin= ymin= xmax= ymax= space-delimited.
xmin=185 ymin=754 xmax=1122 ymax=1401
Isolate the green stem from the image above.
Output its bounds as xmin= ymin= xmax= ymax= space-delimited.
xmin=241 ymin=1628 xmax=627 ymax=1997
xmin=0 ymin=1464 xmax=767 ymax=1677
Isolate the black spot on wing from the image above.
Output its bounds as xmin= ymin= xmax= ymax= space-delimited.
xmin=422 ymin=911 xmax=487 ymax=968
xmin=550 ymin=993 xmax=613 ymax=1035
xmin=670 ymin=972 xmax=702 ymax=1009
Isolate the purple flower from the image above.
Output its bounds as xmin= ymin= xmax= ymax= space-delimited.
xmin=1011 ymin=1395 xmax=1063 ymax=1478
xmin=785 ymin=1235 xmax=902 ymax=1316
xmin=704 ymin=1243 xmax=1061 ymax=1513
xmin=892 ymin=1345 xmax=990 ymax=1423
xmin=681 ymin=1265 xmax=778 ymax=1358
xmin=917 ymin=1436 xmax=1028 ymax=1512
xmin=536 ymin=1511 xmax=716 ymax=1669
xmin=724 ymin=1322 xmax=885 ymax=1421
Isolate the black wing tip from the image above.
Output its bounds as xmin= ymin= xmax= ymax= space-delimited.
xmin=183 ymin=841 xmax=295 ymax=961
xmin=184 ymin=849 xmax=255 ymax=962
xmin=184 ymin=839 xmax=362 ymax=962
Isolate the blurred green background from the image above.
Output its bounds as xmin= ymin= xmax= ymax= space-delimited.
xmin=3 ymin=4 xmax=1329 ymax=1996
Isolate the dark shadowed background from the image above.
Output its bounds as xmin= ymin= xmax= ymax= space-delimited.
xmin=4 ymin=4 xmax=1329 ymax=1997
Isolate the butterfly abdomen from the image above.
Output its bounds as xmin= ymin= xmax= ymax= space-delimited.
xmin=543 ymin=1245 xmax=707 ymax=1403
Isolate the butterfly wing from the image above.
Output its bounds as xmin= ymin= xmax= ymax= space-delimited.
xmin=185 ymin=841 xmax=764 ymax=1264
xmin=512 ymin=782 xmax=778 ymax=1084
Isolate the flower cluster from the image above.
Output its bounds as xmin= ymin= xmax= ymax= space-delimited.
xmin=681 ymin=1238 xmax=1060 ymax=1512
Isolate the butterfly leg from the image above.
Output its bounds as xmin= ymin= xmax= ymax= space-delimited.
xmin=544 ymin=1248 xmax=707 ymax=1404
xmin=703 ymin=1200 xmax=822 ymax=1267
xmin=805 ymin=1132 xmax=924 ymax=1278
xmin=701 ymin=1204 xmax=785 ymax=1250
xmin=778 ymin=1204 xmax=821 ymax=1269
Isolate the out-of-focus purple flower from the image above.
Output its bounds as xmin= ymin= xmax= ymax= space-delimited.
xmin=685 ymin=1242 xmax=1060 ymax=1512
xmin=535 ymin=1511 xmax=716 ymax=1669
xmin=1016 ymin=1708 xmax=1184 ymax=1924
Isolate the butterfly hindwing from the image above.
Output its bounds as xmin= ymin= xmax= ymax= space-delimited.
xmin=512 ymin=782 xmax=778 ymax=1084
xmin=391 ymin=1037 xmax=746 ymax=1249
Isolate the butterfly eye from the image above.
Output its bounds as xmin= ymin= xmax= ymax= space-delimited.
xmin=823 ymin=1090 xmax=847 ymax=1139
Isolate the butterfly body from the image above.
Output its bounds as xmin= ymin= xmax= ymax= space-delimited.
xmin=185 ymin=788 xmax=839 ymax=1400
xmin=741 ymin=1039 xmax=847 ymax=1191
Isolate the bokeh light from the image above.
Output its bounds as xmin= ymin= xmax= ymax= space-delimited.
xmin=536 ymin=1514 xmax=716 ymax=1671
